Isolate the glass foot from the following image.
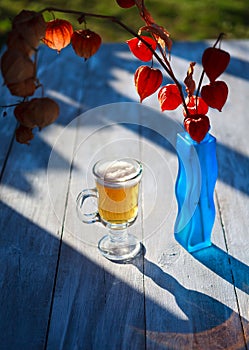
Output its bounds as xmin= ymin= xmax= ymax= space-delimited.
xmin=98 ymin=234 xmax=141 ymax=262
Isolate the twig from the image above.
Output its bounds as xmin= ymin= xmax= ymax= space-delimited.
xmin=0 ymin=103 xmax=21 ymax=108
xmin=40 ymin=7 xmax=189 ymax=116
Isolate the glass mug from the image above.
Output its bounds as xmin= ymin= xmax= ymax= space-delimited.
xmin=76 ymin=158 xmax=143 ymax=261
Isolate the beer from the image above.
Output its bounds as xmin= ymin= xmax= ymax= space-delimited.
xmin=94 ymin=159 xmax=142 ymax=224
xmin=96 ymin=181 xmax=139 ymax=224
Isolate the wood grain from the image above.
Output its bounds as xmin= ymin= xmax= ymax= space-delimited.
xmin=0 ymin=41 xmax=248 ymax=349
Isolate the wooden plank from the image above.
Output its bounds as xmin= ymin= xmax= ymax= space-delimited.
xmin=0 ymin=47 xmax=18 ymax=175
xmin=140 ymin=148 xmax=247 ymax=349
xmin=0 ymin=45 xmax=87 ymax=349
xmin=1 ymin=39 xmax=248 ymax=350
xmin=210 ymin=40 xmax=249 ymax=343
xmin=46 ymin=103 xmax=146 ymax=349
xmin=42 ymin=42 xmax=249 ymax=348
xmin=138 ymin=40 xmax=248 ymax=349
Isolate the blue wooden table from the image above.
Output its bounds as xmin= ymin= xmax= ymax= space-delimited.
xmin=0 ymin=40 xmax=249 ymax=349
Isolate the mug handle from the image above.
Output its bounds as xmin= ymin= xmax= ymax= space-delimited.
xmin=76 ymin=188 xmax=100 ymax=224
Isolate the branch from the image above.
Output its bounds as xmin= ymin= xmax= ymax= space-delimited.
xmin=40 ymin=7 xmax=189 ymax=115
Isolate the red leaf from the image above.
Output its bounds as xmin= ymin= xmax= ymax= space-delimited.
xmin=201 ymin=81 xmax=228 ymax=111
xmin=184 ymin=114 xmax=210 ymax=143
xmin=127 ymin=36 xmax=157 ymax=62
xmin=158 ymin=84 xmax=182 ymax=111
xmin=134 ymin=65 xmax=163 ymax=102
xmin=202 ymin=47 xmax=230 ymax=82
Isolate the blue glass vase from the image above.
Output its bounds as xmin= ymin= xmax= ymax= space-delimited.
xmin=174 ymin=132 xmax=218 ymax=253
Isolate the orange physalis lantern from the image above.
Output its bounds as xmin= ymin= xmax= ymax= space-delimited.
xmin=7 ymin=78 xmax=36 ymax=97
xmin=12 ymin=10 xmax=46 ymax=51
xmin=1 ymin=49 xmax=35 ymax=85
xmin=184 ymin=96 xmax=209 ymax=117
xmin=14 ymin=97 xmax=60 ymax=129
xmin=158 ymin=84 xmax=182 ymax=111
xmin=71 ymin=29 xmax=102 ymax=60
xmin=201 ymin=81 xmax=228 ymax=112
xmin=184 ymin=114 xmax=210 ymax=143
xmin=127 ymin=36 xmax=157 ymax=62
xmin=202 ymin=47 xmax=230 ymax=82
xmin=7 ymin=30 xmax=36 ymax=57
xmin=116 ymin=0 xmax=136 ymax=8
xmin=15 ymin=125 xmax=34 ymax=145
xmin=134 ymin=65 xmax=163 ymax=102
xmin=42 ymin=19 xmax=73 ymax=53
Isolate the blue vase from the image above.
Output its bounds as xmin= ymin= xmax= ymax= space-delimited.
xmin=174 ymin=132 xmax=218 ymax=253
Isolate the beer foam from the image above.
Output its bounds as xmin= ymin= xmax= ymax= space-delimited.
xmin=97 ymin=160 xmax=139 ymax=182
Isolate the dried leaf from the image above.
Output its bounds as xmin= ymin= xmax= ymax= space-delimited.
xmin=184 ymin=62 xmax=196 ymax=97
xmin=139 ymin=24 xmax=172 ymax=52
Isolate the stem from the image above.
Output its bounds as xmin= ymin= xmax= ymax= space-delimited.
xmin=0 ymin=103 xmax=21 ymax=108
xmin=40 ymin=7 xmax=189 ymax=116
xmin=213 ymin=32 xmax=225 ymax=48
xmin=195 ymin=70 xmax=205 ymax=105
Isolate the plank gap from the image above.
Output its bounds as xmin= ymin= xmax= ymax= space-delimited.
xmin=44 ymin=113 xmax=82 ymax=350
xmin=215 ymin=190 xmax=248 ymax=349
xmin=142 ymin=257 xmax=147 ymax=350
xmin=0 ymin=122 xmax=16 ymax=184
xmin=43 ymin=227 xmax=64 ymax=350
xmin=138 ymin=119 xmax=149 ymax=350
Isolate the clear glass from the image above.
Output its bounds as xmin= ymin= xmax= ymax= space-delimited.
xmin=76 ymin=158 xmax=143 ymax=261
xmin=174 ymin=132 xmax=218 ymax=253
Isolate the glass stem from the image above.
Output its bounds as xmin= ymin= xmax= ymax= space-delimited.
xmin=108 ymin=224 xmax=128 ymax=243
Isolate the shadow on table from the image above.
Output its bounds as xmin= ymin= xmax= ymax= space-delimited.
xmin=193 ymin=244 xmax=249 ymax=295
xmin=133 ymin=256 xmax=249 ymax=349
xmin=1 ymin=200 xmax=248 ymax=349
